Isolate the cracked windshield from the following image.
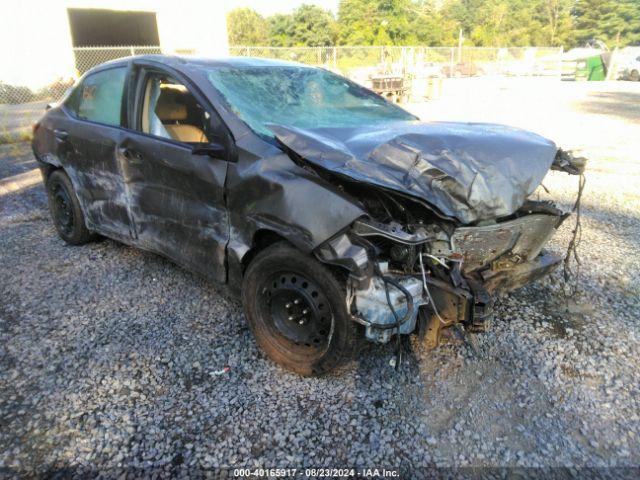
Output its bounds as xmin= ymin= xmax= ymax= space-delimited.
xmin=206 ymin=66 xmax=416 ymax=137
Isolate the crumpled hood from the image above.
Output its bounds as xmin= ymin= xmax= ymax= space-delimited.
xmin=269 ymin=121 xmax=558 ymax=224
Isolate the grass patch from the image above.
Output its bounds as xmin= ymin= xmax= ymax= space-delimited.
xmin=0 ymin=128 xmax=32 ymax=145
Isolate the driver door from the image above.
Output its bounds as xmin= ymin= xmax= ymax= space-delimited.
xmin=118 ymin=66 xmax=231 ymax=282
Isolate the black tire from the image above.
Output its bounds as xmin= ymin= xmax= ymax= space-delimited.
xmin=46 ymin=170 xmax=95 ymax=245
xmin=630 ymin=70 xmax=640 ymax=82
xmin=242 ymin=242 xmax=359 ymax=376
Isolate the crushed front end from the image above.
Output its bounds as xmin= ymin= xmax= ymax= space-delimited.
xmin=316 ymin=187 xmax=579 ymax=348
xmin=274 ymin=121 xmax=586 ymax=348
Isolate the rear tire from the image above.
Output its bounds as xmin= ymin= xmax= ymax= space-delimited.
xmin=242 ymin=242 xmax=359 ymax=376
xmin=630 ymin=70 xmax=640 ymax=82
xmin=46 ymin=170 xmax=96 ymax=245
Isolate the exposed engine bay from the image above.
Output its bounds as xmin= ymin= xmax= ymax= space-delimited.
xmin=315 ymin=151 xmax=585 ymax=348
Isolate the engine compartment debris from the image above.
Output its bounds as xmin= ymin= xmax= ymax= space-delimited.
xmin=280 ymin=122 xmax=586 ymax=349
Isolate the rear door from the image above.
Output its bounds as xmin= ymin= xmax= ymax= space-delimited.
xmin=117 ymin=64 xmax=230 ymax=282
xmin=58 ymin=66 xmax=134 ymax=240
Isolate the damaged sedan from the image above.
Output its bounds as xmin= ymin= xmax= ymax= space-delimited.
xmin=32 ymin=56 xmax=585 ymax=376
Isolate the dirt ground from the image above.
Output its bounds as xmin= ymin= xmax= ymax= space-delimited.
xmin=1 ymin=78 xmax=639 ymax=476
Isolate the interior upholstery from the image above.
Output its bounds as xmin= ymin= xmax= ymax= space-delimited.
xmin=155 ymin=98 xmax=188 ymax=121
xmin=154 ymin=87 xmax=208 ymax=143
xmin=164 ymin=124 xmax=207 ymax=143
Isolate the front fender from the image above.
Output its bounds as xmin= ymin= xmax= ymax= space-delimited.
xmin=225 ymin=149 xmax=365 ymax=278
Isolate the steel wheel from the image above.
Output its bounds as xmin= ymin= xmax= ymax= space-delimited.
xmin=262 ymin=271 xmax=333 ymax=351
xmin=51 ymin=183 xmax=74 ymax=236
xmin=242 ymin=242 xmax=360 ymax=376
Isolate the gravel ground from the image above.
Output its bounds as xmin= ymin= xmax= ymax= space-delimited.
xmin=1 ymin=79 xmax=639 ymax=477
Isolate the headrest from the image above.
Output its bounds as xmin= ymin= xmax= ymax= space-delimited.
xmin=155 ymin=88 xmax=187 ymax=121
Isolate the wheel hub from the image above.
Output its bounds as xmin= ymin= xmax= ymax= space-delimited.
xmin=264 ymin=272 xmax=332 ymax=348
xmin=52 ymin=185 xmax=73 ymax=235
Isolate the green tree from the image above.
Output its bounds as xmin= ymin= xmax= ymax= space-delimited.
xmin=408 ymin=1 xmax=459 ymax=46
xmin=290 ymin=4 xmax=339 ymax=46
xmin=227 ymin=8 xmax=269 ymax=46
xmin=337 ymin=0 xmax=379 ymax=44
xmin=538 ymin=0 xmax=573 ymax=46
xmin=269 ymin=14 xmax=296 ymax=46
xmin=443 ymin=0 xmax=573 ymax=47
xmin=227 ymin=0 xmax=640 ymax=49
xmin=267 ymin=4 xmax=338 ymax=46
xmin=338 ymin=0 xmax=436 ymax=45
xmin=572 ymin=0 xmax=640 ymax=47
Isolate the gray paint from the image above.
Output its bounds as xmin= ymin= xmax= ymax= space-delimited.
xmin=270 ymin=121 xmax=558 ymax=224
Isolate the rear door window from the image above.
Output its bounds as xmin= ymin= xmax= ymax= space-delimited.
xmin=69 ymin=67 xmax=127 ymax=127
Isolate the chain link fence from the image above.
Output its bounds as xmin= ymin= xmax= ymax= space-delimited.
xmin=4 ymin=44 xmax=626 ymax=145
xmin=1 ymin=46 xmax=160 ymax=144
xmin=230 ymin=45 xmax=565 ymax=103
xmin=72 ymin=46 xmax=162 ymax=75
xmin=230 ymin=46 xmax=565 ymax=77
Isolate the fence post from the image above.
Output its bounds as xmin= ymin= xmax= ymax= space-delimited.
xmin=449 ymin=47 xmax=454 ymax=77
xmin=333 ymin=47 xmax=337 ymax=71
xmin=130 ymin=47 xmax=135 ymax=57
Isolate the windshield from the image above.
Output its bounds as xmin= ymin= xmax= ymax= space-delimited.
xmin=204 ymin=66 xmax=417 ymax=138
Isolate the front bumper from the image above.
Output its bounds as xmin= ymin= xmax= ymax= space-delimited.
xmin=479 ymin=250 xmax=563 ymax=293
xmin=324 ymin=212 xmax=568 ymax=344
xmin=451 ymin=213 xmax=566 ymax=274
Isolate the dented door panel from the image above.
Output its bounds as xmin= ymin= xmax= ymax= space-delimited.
xmin=118 ymin=134 xmax=229 ymax=282
xmin=49 ymin=113 xmax=134 ymax=240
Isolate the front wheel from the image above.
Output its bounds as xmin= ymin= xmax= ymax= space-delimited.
xmin=242 ymin=242 xmax=359 ymax=376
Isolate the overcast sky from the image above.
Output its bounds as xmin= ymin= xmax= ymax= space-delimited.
xmin=226 ymin=0 xmax=340 ymax=16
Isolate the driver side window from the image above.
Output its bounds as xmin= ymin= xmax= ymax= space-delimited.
xmin=140 ymin=74 xmax=211 ymax=144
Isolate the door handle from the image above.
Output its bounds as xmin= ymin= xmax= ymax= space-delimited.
xmin=54 ymin=129 xmax=68 ymax=141
xmin=118 ymin=147 xmax=143 ymax=162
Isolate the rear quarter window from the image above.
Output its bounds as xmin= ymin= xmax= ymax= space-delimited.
xmin=67 ymin=67 xmax=127 ymax=127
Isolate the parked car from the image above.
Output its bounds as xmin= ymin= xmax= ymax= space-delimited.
xmin=416 ymin=61 xmax=442 ymax=77
xmin=32 ymin=56 xmax=584 ymax=376
xmin=441 ymin=61 xmax=485 ymax=77
xmin=620 ymin=55 xmax=640 ymax=81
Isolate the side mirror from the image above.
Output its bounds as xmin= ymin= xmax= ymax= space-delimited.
xmin=191 ymin=142 xmax=226 ymax=160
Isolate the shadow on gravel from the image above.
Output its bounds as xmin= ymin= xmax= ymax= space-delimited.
xmin=0 ymin=142 xmax=37 ymax=174
xmin=574 ymin=91 xmax=640 ymax=124
xmin=0 ymin=183 xmax=47 ymax=220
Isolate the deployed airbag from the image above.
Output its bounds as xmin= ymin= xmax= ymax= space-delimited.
xmin=270 ymin=122 xmax=559 ymax=224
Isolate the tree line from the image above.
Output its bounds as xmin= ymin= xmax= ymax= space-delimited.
xmin=227 ymin=0 xmax=640 ymax=48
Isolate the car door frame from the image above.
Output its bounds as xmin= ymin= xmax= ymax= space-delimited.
xmin=125 ymin=59 xmax=237 ymax=158
xmin=55 ymin=62 xmax=137 ymax=243
xmin=118 ymin=59 xmax=237 ymax=283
